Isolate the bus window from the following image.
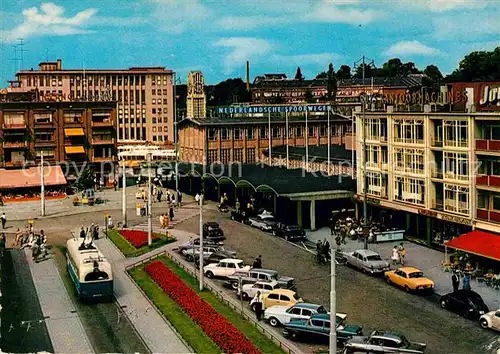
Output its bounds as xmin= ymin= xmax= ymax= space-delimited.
xmin=85 ymin=271 xmax=109 ymax=281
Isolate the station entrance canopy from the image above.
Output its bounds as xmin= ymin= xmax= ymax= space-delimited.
xmin=177 ymin=163 xmax=354 ymax=199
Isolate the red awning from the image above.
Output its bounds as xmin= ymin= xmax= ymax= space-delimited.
xmin=445 ymin=230 xmax=500 ymax=261
xmin=0 ymin=165 xmax=67 ymax=189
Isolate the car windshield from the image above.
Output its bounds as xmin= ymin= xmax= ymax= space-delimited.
xmin=408 ymin=271 xmax=424 ymax=278
xmin=236 ymin=262 xmax=245 ymax=268
xmin=293 ymin=293 xmax=300 ymax=300
xmin=317 ymin=306 xmax=327 ymax=314
xmin=366 ymin=255 xmax=382 ymax=261
xmin=398 ymin=334 xmax=410 ymax=348
xmin=270 ymin=273 xmax=279 ymax=280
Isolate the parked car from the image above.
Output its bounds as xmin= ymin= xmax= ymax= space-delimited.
xmin=344 ymin=330 xmax=426 ymax=354
xmin=343 ymin=249 xmax=390 ymax=275
xmin=264 ymin=303 xmax=329 ymax=327
xmin=248 ymin=211 xmax=277 ymax=232
xmin=271 ymin=223 xmax=306 ymax=241
xmin=440 ymin=289 xmax=489 ymax=320
xmin=250 ymin=289 xmax=302 ymax=311
xmin=385 ymin=267 xmax=434 ymax=293
xmin=283 ymin=313 xmax=362 ymax=343
xmin=225 ymin=268 xmax=295 ymax=290
xmin=239 ymin=280 xmax=280 ymax=300
xmin=182 ymin=245 xmax=220 ymax=262
xmin=194 ymin=250 xmax=237 ymax=269
xmin=177 ymin=237 xmax=222 ymax=253
xmin=480 ymin=309 xmax=500 ymax=331
xmin=230 ymin=209 xmax=251 ymax=224
xmin=202 ymin=222 xmax=225 ymax=241
xmin=203 ymin=259 xmax=251 ymax=278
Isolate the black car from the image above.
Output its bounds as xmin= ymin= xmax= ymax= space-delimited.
xmin=272 ymin=223 xmax=306 ymax=241
xmin=194 ymin=250 xmax=237 ymax=269
xmin=230 ymin=209 xmax=251 ymax=224
xmin=202 ymin=222 xmax=225 ymax=241
xmin=440 ymin=289 xmax=489 ymax=319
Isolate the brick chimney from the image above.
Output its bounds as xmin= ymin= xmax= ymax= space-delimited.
xmin=56 ymin=59 xmax=62 ymax=70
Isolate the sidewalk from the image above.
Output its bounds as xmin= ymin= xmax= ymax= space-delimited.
xmin=94 ymin=237 xmax=191 ymax=354
xmin=307 ymin=227 xmax=500 ymax=311
xmin=24 ymin=249 xmax=93 ymax=353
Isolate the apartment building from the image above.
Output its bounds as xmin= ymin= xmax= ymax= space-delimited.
xmin=8 ymin=59 xmax=174 ymax=144
xmin=0 ymin=91 xmax=117 ymax=171
xmin=355 ymin=109 xmax=500 ymax=246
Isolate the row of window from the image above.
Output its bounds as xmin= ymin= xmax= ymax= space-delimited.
xmin=207 ymin=125 xmax=343 ymax=141
xmin=207 ymin=148 xmax=256 ymax=164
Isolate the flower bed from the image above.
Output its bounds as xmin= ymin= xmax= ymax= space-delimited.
xmin=146 ymin=261 xmax=261 ymax=354
xmin=120 ymin=230 xmax=160 ymax=248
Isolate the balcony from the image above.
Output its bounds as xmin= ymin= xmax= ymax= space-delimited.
xmin=2 ymin=123 xmax=26 ymax=130
xmin=432 ymin=200 xmax=444 ymax=211
xmin=92 ymin=138 xmax=115 ymax=145
xmin=476 ymin=139 xmax=500 ymax=153
xmin=35 ymin=140 xmax=56 ymax=147
xmin=444 ymin=140 xmax=468 ymax=148
xmin=476 ymin=208 xmax=500 ymax=223
xmin=431 ymin=138 xmax=443 ymax=147
xmin=91 ymin=120 xmax=114 ymax=128
xmin=35 ymin=120 xmax=55 ymax=128
xmin=476 ymin=175 xmax=500 ymax=188
xmin=2 ymin=141 xmax=27 ymax=148
xmin=431 ymin=167 xmax=443 ymax=179
xmin=4 ymin=160 xmax=26 ymax=167
xmin=393 ymin=138 xmax=424 ymax=145
xmin=93 ymin=156 xmax=117 ymax=162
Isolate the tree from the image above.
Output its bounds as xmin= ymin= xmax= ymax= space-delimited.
xmin=74 ymin=166 xmax=95 ymax=191
xmin=423 ymin=64 xmax=443 ymax=89
xmin=354 ymin=64 xmax=375 ymax=78
xmin=295 ymin=67 xmax=304 ymax=81
xmin=336 ymin=65 xmax=351 ymax=80
xmin=304 ymin=89 xmax=315 ymax=103
xmin=326 ymin=63 xmax=337 ymax=101
xmin=205 ymin=78 xmax=250 ymax=106
xmin=316 ymin=71 xmax=327 ymax=79
xmin=446 ymin=47 xmax=500 ymax=82
xmin=382 ymin=58 xmax=403 ymax=77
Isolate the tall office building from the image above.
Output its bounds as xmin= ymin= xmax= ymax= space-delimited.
xmin=8 ymin=59 xmax=174 ymax=144
xmin=186 ymin=71 xmax=206 ymax=119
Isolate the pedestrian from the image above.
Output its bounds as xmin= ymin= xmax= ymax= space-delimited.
xmin=160 ymin=214 xmax=165 ymax=228
xmin=391 ymin=245 xmax=399 ymax=265
xmin=80 ymin=226 xmax=86 ymax=238
xmin=177 ymin=189 xmax=182 ymax=205
xmin=252 ymin=291 xmax=264 ymax=321
xmin=169 ymin=204 xmax=174 ymax=221
xmin=463 ymin=272 xmax=471 ymax=290
xmin=253 ymin=255 xmax=262 ymax=269
xmin=108 ymin=216 xmax=114 ymax=229
xmin=157 ymin=190 xmax=162 ymax=203
xmin=398 ymin=242 xmax=406 ymax=265
xmin=323 ymin=239 xmax=331 ymax=259
xmin=93 ymin=225 xmax=99 ymax=240
xmin=235 ymin=198 xmax=240 ymax=212
xmin=113 ymin=179 xmax=117 ymax=191
xmin=15 ymin=228 xmax=22 ymax=247
xmin=452 ymin=271 xmax=460 ymax=292
xmin=1 ymin=212 xmax=6 ymax=229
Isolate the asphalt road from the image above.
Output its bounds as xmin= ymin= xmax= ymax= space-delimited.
xmin=176 ymin=210 xmax=500 ymax=354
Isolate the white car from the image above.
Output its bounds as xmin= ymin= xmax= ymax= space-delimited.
xmin=182 ymin=245 xmax=219 ymax=262
xmin=239 ymin=280 xmax=280 ymax=300
xmin=263 ymin=302 xmax=345 ymax=327
xmin=480 ymin=309 xmax=500 ymax=331
xmin=203 ymin=259 xmax=250 ymax=278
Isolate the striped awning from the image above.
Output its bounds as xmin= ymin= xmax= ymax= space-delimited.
xmin=64 ymin=128 xmax=85 ymax=136
xmin=65 ymin=146 xmax=85 ymax=154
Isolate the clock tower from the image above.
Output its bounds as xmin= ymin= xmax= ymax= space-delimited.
xmin=186 ymin=71 xmax=206 ymax=119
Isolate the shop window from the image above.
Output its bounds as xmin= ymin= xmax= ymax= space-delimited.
xmin=234 ymin=128 xmax=242 ymax=140
xmin=221 ymin=127 xmax=230 ymax=140
xmin=246 ymin=127 xmax=254 ymax=140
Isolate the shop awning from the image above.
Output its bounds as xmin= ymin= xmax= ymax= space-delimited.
xmin=445 ymin=230 xmax=500 ymax=261
xmin=64 ymin=128 xmax=84 ymax=136
xmin=0 ymin=165 xmax=67 ymax=189
xmin=65 ymin=146 xmax=85 ymax=154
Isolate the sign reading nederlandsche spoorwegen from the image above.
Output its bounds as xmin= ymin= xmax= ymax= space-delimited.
xmin=217 ymin=105 xmax=333 ymax=114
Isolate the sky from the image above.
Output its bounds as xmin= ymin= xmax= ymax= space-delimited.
xmin=0 ymin=0 xmax=499 ymax=85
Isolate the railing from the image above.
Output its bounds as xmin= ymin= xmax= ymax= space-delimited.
xmin=444 ymin=201 xmax=469 ymax=215
xmin=93 ymin=156 xmax=117 ymax=162
xmin=125 ymin=251 xmax=302 ymax=354
xmin=476 ymin=139 xmax=500 ymax=152
xmin=34 ymin=120 xmax=54 ymax=126
xmin=443 ymin=139 xmax=468 ymax=148
xmin=393 ymin=137 xmax=424 ymax=145
xmin=432 ymin=200 xmax=444 ymax=211
xmin=431 ymin=168 xmax=443 ymax=179
xmin=443 ymin=172 xmax=469 ymax=182
xmin=476 ymin=175 xmax=500 ymax=188
xmin=476 ymin=208 xmax=500 ymax=223
xmin=92 ymin=138 xmax=115 ymax=145
xmin=35 ymin=141 xmax=56 ymax=147
xmin=2 ymin=123 xmax=26 ymax=129
xmin=2 ymin=141 xmax=27 ymax=148
xmin=91 ymin=121 xmax=114 ymax=127
xmin=431 ymin=138 xmax=443 ymax=147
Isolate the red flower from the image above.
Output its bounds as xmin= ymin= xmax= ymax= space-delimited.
xmin=146 ymin=261 xmax=261 ymax=354
xmin=120 ymin=230 xmax=159 ymax=248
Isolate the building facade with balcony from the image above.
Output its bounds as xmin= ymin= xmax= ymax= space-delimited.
xmin=355 ymin=110 xmax=500 ymax=247
xmin=8 ymin=59 xmax=174 ymax=144
xmin=0 ymin=91 xmax=117 ymax=171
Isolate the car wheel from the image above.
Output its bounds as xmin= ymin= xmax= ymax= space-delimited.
xmin=284 ymin=235 xmax=289 ymax=241
xmin=289 ymin=331 xmax=298 ymax=341
xmin=185 ymin=255 xmax=193 ymax=262
xmin=231 ymin=282 xmax=239 ymax=290
xmin=242 ymin=292 xmax=249 ymax=300
xmin=272 ymin=230 xmax=277 ymax=236
xmin=405 ymin=285 xmax=411 ymax=293
xmin=269 ymin=317 xmax=280 ymax=327
xmin=206 ymin=271 xmax=214 ymax=279
xmin=231 ymin=215 xmax=235 ymax=220
xmin=385 ymin=276 xmax=391 ymax=285
xmin=463 ymin=309 xmax=470 ymax=319
xmin=440 ymin=299 xmax=448 ymax=309
xmin=251 ymin=304 xmax=257 ymax=312
xmin=480 ymin=318 xmax=489 ymax=329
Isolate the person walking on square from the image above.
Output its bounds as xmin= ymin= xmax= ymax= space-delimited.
xmin=463 ymin=272 xmax=471 ymax=291
xmin=177 ymin=189 xmax=182 ymax=206
xmin=80 ymin=226 xmax=86 ymax=239
xmin=1 ymin=212 xmax=6 ymax=229
xmin=252 ymin=291 xmax=264 ymax=321
xmin=391 ymin=245 xmax=399 ymax=265
xmin=169 ymin=204 xmax=174 ymax=222
xmin=452 ymin=271 xmax=460 ymax=292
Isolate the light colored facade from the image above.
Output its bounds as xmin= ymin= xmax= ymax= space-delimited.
xmin=356 ymin=110 xmax=500 ymax=237
xmin=9 ymin=59 xmax=174 ymax=144
xmin=186 ymin=71 xmax=206 ymax=119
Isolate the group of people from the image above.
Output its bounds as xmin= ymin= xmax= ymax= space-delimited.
xmin=452 ymin=270 xmax=472 ymax=292
xmin=315 ymin=239 xmax=331 ymax=264
xmin=80 ymin=224 xmax=100 ymax=240
xmin=251 ymin=255 xmax=264 ymax=321
xmin=391 ymin=243 xmax=407 ymax=265
xmin=14 ymin=225 xmax=48 ymax=262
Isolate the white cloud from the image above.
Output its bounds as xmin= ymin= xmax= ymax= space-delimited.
xmin=216 ymin=16 xmax=288 ymax=30
xmin=305 ymin=5 xmax=383 ymax=25
xmin=274 ymin=53 xmax=341 ymax=66
xmin=1 ymin=2 xmax=97 ymax=43
xmin=151 ymin=0 xmax=211 ymax=34
xmin=384 ymin=40 xmax=441 ymax=56
xmin=432 ymin=13 xmax=500 ymax=40
xmin=398 ymin=0 xmax=490 ymax=12
xmin=213 ymin=37 xmax=272 ymax=74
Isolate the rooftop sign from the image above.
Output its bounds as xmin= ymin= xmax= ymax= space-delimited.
xmin=217 ymin=105 xmax=332 ymax=114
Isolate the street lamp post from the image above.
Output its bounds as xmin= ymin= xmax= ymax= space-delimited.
xmin=122 ymin=158 xmax=127 ymax=227
xmin=329 ymin=236 xmax=337 ymax=354
xmin=147 ymin=153 xmax=153 ymax=246
xmin=40 ymin=150 xmax=45 ymax=217
xmin=173 ymin=73 xmax=181 ymax=207
xmin=199 ymin=193 xmax=204 ymax=291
